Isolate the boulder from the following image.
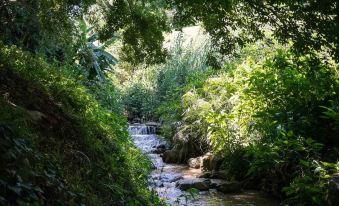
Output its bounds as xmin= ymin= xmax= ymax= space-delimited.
xmin=201 ymin=153 xmax=223 ymax=171
xmin=176 ymin=178 xmax=211 ymax=191
xmin=210 ymin=170 xmax=228 ymax=180
xmin=210 ymin=179 xmax=229 ymax=189
xmin=197 ymin=172 xmax=211 ymax=178
xmin=154 ymin=144 xmax=167 ymax=154
xmin=201 ymin=153 xmax=214 ymax=171
xmin=157 ymin=144 xmax=167 ymax=149
xmin=162 ymin=149 xmax=179 ymax=163
xmin=188 ymin=157 xmax=201 ymax=169
xmin=327 ymin=173 xmax=339 ymax=206
xmin=201 ymin=152 xmax=215 ymax=171
xmin=216 ymin=181 xmax=242 ymax=193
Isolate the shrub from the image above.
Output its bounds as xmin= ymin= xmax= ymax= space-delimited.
xmin=246 ymin=131 xmax=338 ymax=205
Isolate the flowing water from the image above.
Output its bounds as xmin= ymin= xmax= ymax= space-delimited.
xmin=129 ymin=124 xmax=280 ymax=206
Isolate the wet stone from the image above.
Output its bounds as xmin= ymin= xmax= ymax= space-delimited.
xmin=216 ymin=181 xmax=242 ymax=193
xmin=157 ymin=143 xmax=167 ymax=149
xmin=176 ymin=178 xmax=211 ymax=191
xmin=210 ymin=179 xmax=229 ymax=189
xmin=162 ymin=149 xmax=180 ymax=163
xmin=197 ymin=171 xmax=211 ymax=178
xmin=188 ymin=157 xmax=201 ymax=169
xmin=154 ymin=144 xmax=167 ymax=154
xmin=210 ymin=170 xmax=228 ymax=179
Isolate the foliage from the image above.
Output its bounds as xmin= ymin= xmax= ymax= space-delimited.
xmin=1 ymin=0 xmax=338 ymax=205
xmin=246 ymin=131 xmax=338 ymax=205
xmin=154 ymin=34 xmax=213 ymax=139
xmin=0 ymin=0 xmax=169 ymax=66
xmin=86 ymin=79 xmax=124 ymax=115
xmin=176 ymin=43 xmax=339 ymax=152
xmin=120 ymin=33 xmax=212 ymax=124
xmin=0 ymin=0 xmax=92 ymax=61
xmin=91 ymin=0 xmax=169 ymax=65
xmin=76 ymin=18 xmax=118 ymax=81
xmin=321 ymin=99 xmax=339 ymax=139
xmin=123 ymin=83 xmax=157 ymax=121
xmin=0 ymin=44 xmax=163 ymax=205
xmin=0 ymin=124 xmax=85 ymax=205
xmin=283 ymin=160 xmax=338 ymax=206
xmin=156 ymin=34 xmax=211 ymax=104
xmin=246 ymin=132 xmax=322 ymax=191
xmin=151 ymin=40 xmax=339 ymax=203
xmin=168 ymin=0 xmax=339 ymax=61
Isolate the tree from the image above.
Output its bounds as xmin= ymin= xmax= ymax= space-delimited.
xmin=91 ymin=0 xmax=169 ymax=65
xmin=168 ymin=0 xmax=339 ymax=61
xmin=0 ymin=0 xmax=169 ymax=65
xmin=76 ymin=19 xmax=118 ymax=81
xmin=0 ymin=0 xmax=94 ymax=61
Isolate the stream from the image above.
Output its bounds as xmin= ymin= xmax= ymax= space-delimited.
xmin=129 ymin=124 xmax=280 ymax=206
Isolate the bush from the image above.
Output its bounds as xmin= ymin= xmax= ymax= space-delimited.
xmin=123 ymin=83 xmax=157 ymax=121
xmin=246 ymin=131 xmax=338 ymax=205
xmin=87 ymin=80 xmax=124 ymax=115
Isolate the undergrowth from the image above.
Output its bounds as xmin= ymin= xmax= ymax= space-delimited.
xmin=0 ymin=43 xmax=164 ymax=205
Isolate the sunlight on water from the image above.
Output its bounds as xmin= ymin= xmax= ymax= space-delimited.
xmin=129 ymin=124 xmax=279 ymax=206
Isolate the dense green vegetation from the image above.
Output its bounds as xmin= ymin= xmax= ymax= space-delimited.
xmin=1 ymin=0 xmax=338 ymax=205
xmin=0 ymin=44 xmax=163 ymax=205
xmin=120 ymin=24 xmax=339 ymax=206
xmin=168 ymin=0 xmax=339 ymax=60
xmin=0 ymin=0 xmax=165 ymax=205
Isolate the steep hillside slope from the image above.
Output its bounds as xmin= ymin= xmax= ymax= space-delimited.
xmin=0 ymin=44 xmax=161 ymax=205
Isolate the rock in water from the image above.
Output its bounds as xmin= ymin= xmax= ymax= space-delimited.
xmin=188 ymin=157 xmax=201 ymax=169
xmin=176 ymin=178 xmax=211 ymax=191
xmin=210 ymin=179 xmax=229 ymax=189
xmin=216 ymin=181 xmax=242 ymax=193
xmin=197 ymin=172 xmax=211 ymax=178
xmin=154 ymin=144 xmax=166 ymax=154
xmin=201 ymin=153 xmax=214 ymax=171
xmin=201 ymin=152 xmax=224 ymax=172
xmin=210 ymin=170 xmax=228 ymax=179
xmin=162 ymin=149 xmax=179 ymax=163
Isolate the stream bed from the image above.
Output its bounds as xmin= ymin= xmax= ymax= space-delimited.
xmin=129 ymin=124 xmax=280 ymax=206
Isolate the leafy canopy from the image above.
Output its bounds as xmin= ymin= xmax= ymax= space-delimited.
xmin=168 ymin=0 xmax=339 ymax=61
xmin=0 ymin=0 xmax=169 ymax=65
